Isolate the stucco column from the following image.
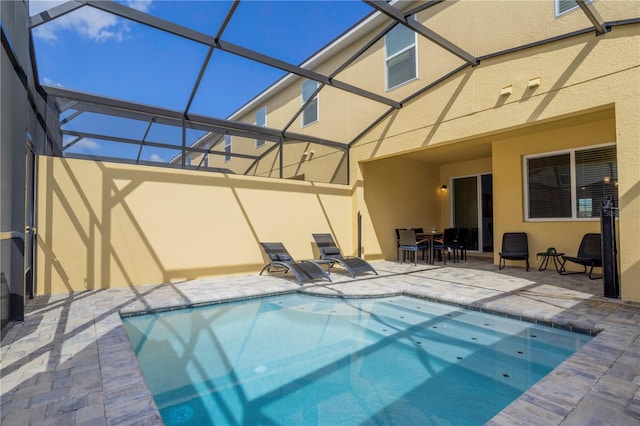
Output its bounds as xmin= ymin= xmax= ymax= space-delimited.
xmin=616 ymin=89 xmax=640 ymax=303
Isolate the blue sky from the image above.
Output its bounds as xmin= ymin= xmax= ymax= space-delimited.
xmin=29 ymin=1 xmax=372 ymax=161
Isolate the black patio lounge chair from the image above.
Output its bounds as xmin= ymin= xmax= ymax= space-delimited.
xmin=259 ymin=242 xmax=331 ymax=285
xmin=560 ymin=233 xmax=602 ymax=279
xmin=312 ymin=233 xmax=378 ymax=278
xmin=498 ymin=232 xmax=529 ymax=271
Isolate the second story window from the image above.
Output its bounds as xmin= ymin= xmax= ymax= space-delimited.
xmin=385 ymin=24 xmax=417 ymax=90
xmin=301 ymin=79 xmax=319 ymax=127
xmin=256 ymin=107 xmax=266 ymax=148
xmin=224 ymin=134 xmax=232 ymax=162
xmin=555 ymin=0 xmax=590 ymax=17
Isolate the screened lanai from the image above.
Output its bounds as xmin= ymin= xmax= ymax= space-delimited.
xmin=3 ymin=3 xmax=640 ymax=425
xmin=21 ymin=0 xmax=616 ymax=184
xmin=3 ymin=0 xmax=639 ymax=328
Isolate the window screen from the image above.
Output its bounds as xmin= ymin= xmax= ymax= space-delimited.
xmin=385 ymin=24 xmax=417 ymax=90
xmin=224 ymin=134 xmax=232 ymax=162
xmin=301 ymin=80 xmax=318 ymax=126
xmin=575 ymin=145 xmax=618 ymax=218
xmin=557 ymin=0 xmax=578 ymax=15
xmin=387 ymin=49 xmax=417 ymax=89
xmin=385 ymin=24 xmax=415 ymax=57
xmin=556 ymin=0 xmax=591 ymax=16
xmin=526 ymin=145 xmax=618 ymax=220
xmin=528 ymin=154 xmax=572 ymax=218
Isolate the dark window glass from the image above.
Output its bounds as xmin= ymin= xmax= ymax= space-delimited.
xmin=224 ymin=135 xmax=231 ymax=162
xmin=302 ymin=80 xmax=318 ymax=126
xmin=256 ymin=107 xmax=266 ymax=148
xmin=385 ymin=23 xmax=416 ymax=90
xmin=387 ymin=48 xmax=417 ymax=89
xmin=575 ymin=145 xmax=618 ymax=218
xmin=528 ymin=154 xmax=571 ymax=218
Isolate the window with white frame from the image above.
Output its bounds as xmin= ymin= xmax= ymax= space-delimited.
xmin=224 ymin=134 xmax=232 ymax=162
xmin=525 ymin=144 xmax=618 ymax=220
xmin=385 ymin=24 xmax=417 ymax=90
xmin=555 ymin=0 xmax=590 ymax=17
xmin=256 ymin=107 xmax=266 ymax=148
xmin=301 ymin=80 xmax=318 ymax=126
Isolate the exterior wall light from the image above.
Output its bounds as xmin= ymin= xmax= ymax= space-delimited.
xmin=441 ymin=184 xmax=448 ymax=191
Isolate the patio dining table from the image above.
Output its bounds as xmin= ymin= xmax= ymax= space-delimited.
xmin=417 ymin=231 xmax=443 ymax=265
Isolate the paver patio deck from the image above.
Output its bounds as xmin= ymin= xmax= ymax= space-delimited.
xmin=1 ymin=257 xmax=639 ymax=425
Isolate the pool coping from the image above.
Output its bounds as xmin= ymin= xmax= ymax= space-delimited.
xmin=113 ymin=266 xmax=638 ymax=425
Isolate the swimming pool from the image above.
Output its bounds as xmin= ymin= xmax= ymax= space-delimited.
xmin=122 ymin=294 xmax=592 ymax=425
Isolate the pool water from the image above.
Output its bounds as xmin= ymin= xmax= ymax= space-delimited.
xmin=122 ymin=294 xmax=591 ymax=425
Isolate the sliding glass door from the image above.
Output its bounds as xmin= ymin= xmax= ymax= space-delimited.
xmin=452 ymin=174 xmax=493 ymax=252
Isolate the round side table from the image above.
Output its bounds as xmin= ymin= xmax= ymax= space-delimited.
xmin=536 ymin=252 xmax=565 ymax=273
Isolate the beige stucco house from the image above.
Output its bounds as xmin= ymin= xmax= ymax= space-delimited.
xmin=8 ymin=0 xmax=639 ymax=304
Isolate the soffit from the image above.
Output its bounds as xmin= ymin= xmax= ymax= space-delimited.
xmin=393 ymin=106 xmax=615 ymax=166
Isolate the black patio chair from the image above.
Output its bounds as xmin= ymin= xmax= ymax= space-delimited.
xmin=395 ymin=228 xmax=402 ymax=261
xmin=398 ymin=229 xmax=428 ymax=265
xmin=259 ymin=242 xmax=331 ymax=285
xmin=312 ymin=233 xmax=378 ymax=278
xmin=560 ymin=233 xmax=602 ymax=279
xmin=498 ymin=232 xmax=529 ymax=271
xmin=433 ymin=228 xmax=458 ymax=264
xmin=454 ymin=227 xmax=468 ymax=261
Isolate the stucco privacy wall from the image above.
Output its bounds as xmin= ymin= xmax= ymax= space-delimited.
xmin=36 ymin=157 xmax=353 ymax=294
xmin=362 ymin=156 xmax=441 ymax=261
xmin=350 ymin=25 xmax=639 ymax=302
